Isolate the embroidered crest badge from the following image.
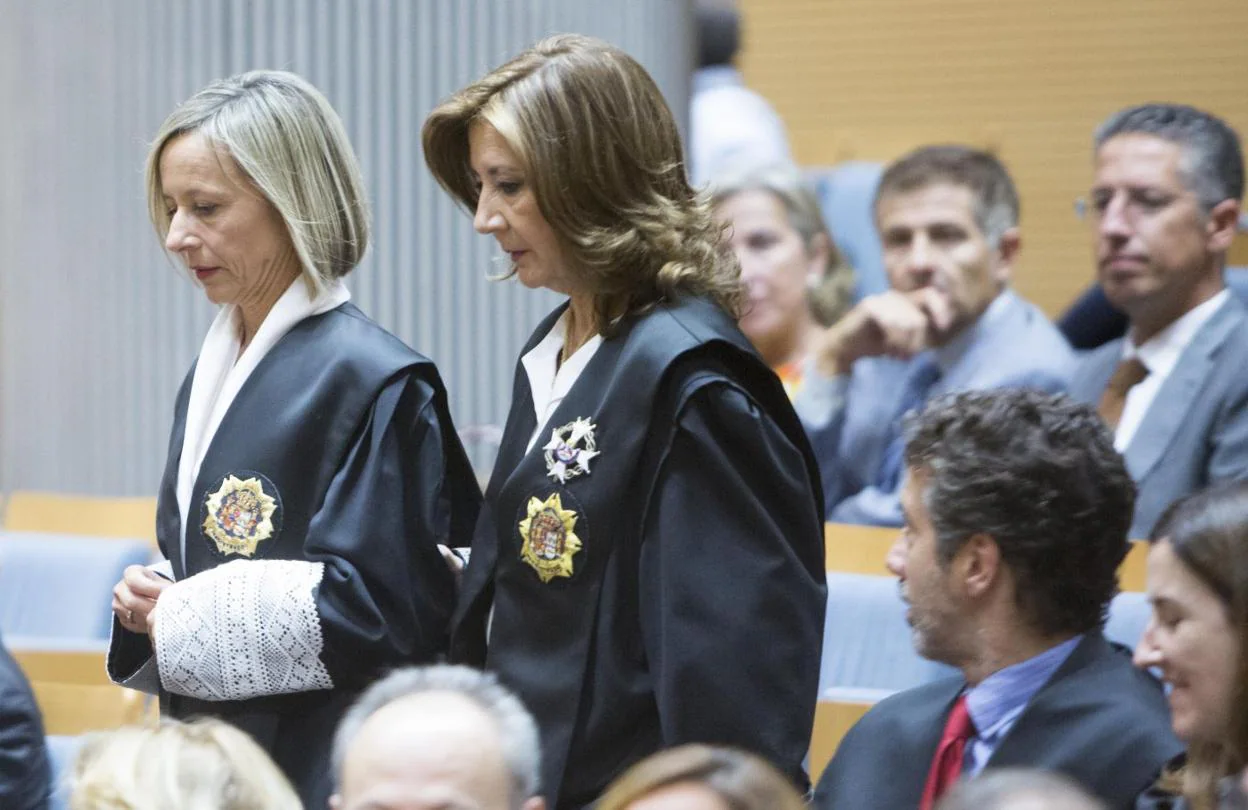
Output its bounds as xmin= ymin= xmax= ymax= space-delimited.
xmin=518 ymin=493 xmax=583 ymax=583
xmin=543 ymin=416 xmax=600 ymax=484
xmin=202 ymin=474 xmax=278 ymax=557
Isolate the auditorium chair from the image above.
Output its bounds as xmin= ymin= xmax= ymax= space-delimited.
xmin=805 ymin=162 xmax=888 ymax=302
xmin=0 ymin=532 xmax=152 ymax=639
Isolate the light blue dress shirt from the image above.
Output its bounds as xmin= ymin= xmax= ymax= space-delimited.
xmin=961 ymin=634 xmax=1083 ymax=776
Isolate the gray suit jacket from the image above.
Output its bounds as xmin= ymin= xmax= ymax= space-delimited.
xmin=801 ymin=291 xmax=1076 ymax=525
xmin=1069 ymin=294 xmax=1248 ymax=539
xmin=812 ymin=634 xmax=1182 ymax=810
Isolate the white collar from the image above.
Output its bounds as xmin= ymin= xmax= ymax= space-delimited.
xmin=175 ymin=277 xmax=351 ymax=561
xmin=1123 ymin=289 xmax=1230 ymax=376
xmin=520 ymin=309 xmax=603 ymax=453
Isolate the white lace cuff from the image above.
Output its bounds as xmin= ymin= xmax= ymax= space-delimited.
xmin=153 ymin=558 xmax=334 ymax=701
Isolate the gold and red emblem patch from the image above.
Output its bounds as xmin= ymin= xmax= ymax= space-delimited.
xmin=202 ymin=474 xmax=278 ymax=557
xmin=518 ymin=493 xmax=582 ymax=583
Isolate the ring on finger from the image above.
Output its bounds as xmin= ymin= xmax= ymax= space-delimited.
xmin=127 ymin=609 xmax=135 ymax=624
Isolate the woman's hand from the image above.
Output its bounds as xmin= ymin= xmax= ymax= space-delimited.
xmin=112 ymin=565 xmax=172 ymax=635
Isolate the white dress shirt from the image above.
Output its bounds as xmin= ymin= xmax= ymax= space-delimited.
xmin=487 ymin=310 xmax=601 ymax=643
xmin=520 ymin=311 xmax=603 ymax=452
xmin=1115 ymin=289 xmax=1230 ymax=452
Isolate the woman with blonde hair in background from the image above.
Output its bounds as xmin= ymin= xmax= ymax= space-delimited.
xmin=596 ymin=744 xmax=807 ymax=810
xmin=70 ymin=718 xmax=302 ymax=810
xmin=1134 ymin=481 xmax=1248 ymax=809
xmin=107 ymin=69 xmax=480 ymax=808
xmin=710 ymin=161 xmax=855 ymax=398
xmin=424 ymin=34 xmax=825 ymax=809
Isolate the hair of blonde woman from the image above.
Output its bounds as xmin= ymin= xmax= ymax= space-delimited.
xmin=422 ymin=34 xmax=741 ymax=336
xmin=1148 ymin=480 xmax=1248 ymax=810
xmin=709 ymin=160 xmax=856 ymax=326
xmin=146 ymin=69 xmax=370 ymax=296
xmin=594 ymin=744 xmax=806 ymax=810
xmin=69 ymin=718 xmax=302 ymax=810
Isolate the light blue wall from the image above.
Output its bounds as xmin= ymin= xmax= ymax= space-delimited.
xmin=0 ymin=0 xmax=694 ymax=495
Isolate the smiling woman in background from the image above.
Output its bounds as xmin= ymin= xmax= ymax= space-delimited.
xmin=711 ymin=162 xmax=855 ymax=398
xmin=106 ymin=69 xmax=480 ymax=808
xmin=423 ymin=34 xmax=826 ymax=809
xmin=1134 ymin=481 xmax=1248 ymax=809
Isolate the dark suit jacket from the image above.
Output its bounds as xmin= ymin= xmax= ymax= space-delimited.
xmin=0 ymin=637 xmax=50 ymax=810
xmin=813 ymin=633 xmax=1182 ymax=810
xmin=1069 ymin=294 xmax=1248 ymax=538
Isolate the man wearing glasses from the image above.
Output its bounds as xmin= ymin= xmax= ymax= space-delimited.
xmin=1070 ymin=103 xmax=1248 ymax=538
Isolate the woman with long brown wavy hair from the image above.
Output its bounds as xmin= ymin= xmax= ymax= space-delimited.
xmin=423 ymin=34 xmax=826 ymax=810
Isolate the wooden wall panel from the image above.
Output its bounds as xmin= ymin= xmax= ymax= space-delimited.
xmin=739 ymin=0 xmax=1248 ymax=314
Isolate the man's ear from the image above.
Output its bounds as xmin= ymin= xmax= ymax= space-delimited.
xmin=961 ymin=533 xmax=1001 ymax=599
xmin=329 ymin=794 xmax=343 ymax=810
xmin=521 ymin=797 xmax=548 ymax=810
xmin=993 ymin=227 xmax=1021 ymax=285
xmin=1206 ymin=198 xmax=1241 ymax=253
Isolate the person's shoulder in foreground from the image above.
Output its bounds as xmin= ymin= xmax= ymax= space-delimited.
xmin=0 ymin=636 xmax=50 ymax=810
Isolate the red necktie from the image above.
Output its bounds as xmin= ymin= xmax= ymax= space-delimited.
xmin=919 ymin=694 xmax=975 ymax=810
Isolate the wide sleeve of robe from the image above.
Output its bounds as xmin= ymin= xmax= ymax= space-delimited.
xmin=638 ymin=374 xmax=827 ymax=793
xmin=111 ymin=369 xmax=479 ymax=702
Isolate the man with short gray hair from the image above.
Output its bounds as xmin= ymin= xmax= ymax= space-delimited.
xmin=330 ymin=664 xmax=546 ymax=810
xmin=1070 ymin=102 xmax=1248 ymax=538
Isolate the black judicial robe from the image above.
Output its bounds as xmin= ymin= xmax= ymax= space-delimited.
xmin=452 ymin=296 xmax=827 ymax=810
xmin=108 ymin=302 xmax=480 ymax=808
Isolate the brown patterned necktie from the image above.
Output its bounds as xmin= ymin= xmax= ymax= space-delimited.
xmin=1097 ymin=357 xmax=1150 ymax=430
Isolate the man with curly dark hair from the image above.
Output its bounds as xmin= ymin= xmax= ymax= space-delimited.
xmin=814 ymin=389 xmax=1181 ymax=810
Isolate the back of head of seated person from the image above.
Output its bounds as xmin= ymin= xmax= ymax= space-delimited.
xmin=595 ymin=744 xmax=806 ymax=810
xmin=709 ymin=160 xmax=856 ymax=395
xmin=1133 ymin=481 xmax=1248 ymax=809
xmin=1068 ymin=102 xmax=1248 ymax=539
xmin=936 ymin=768 xmax=1108 ymax=810
xmin=813 ymin=388 xmax=1182 ymax=810
xmin=69 ymin=718 xmax=301 ymax=810
xmin=331 ymin=664 xmax=545 ymax=810
xmin=799 ymin=147 xmax=1075 ymax=526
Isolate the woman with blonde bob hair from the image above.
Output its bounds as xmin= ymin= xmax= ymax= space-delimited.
xmin=710 ymin=160 xmax=855 ymax=397
xmin=424 ymin=34 xmax=825 ymax=810
xmin=107 ymin=70 xmax=480 ymax=808
xmin=70 ymin=718 xmax=302 ymax=810
xmin=596 ymin=744 xmax=807 ymax=810
xmin=1135 ymin=481 xmax=1248 ymax=809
